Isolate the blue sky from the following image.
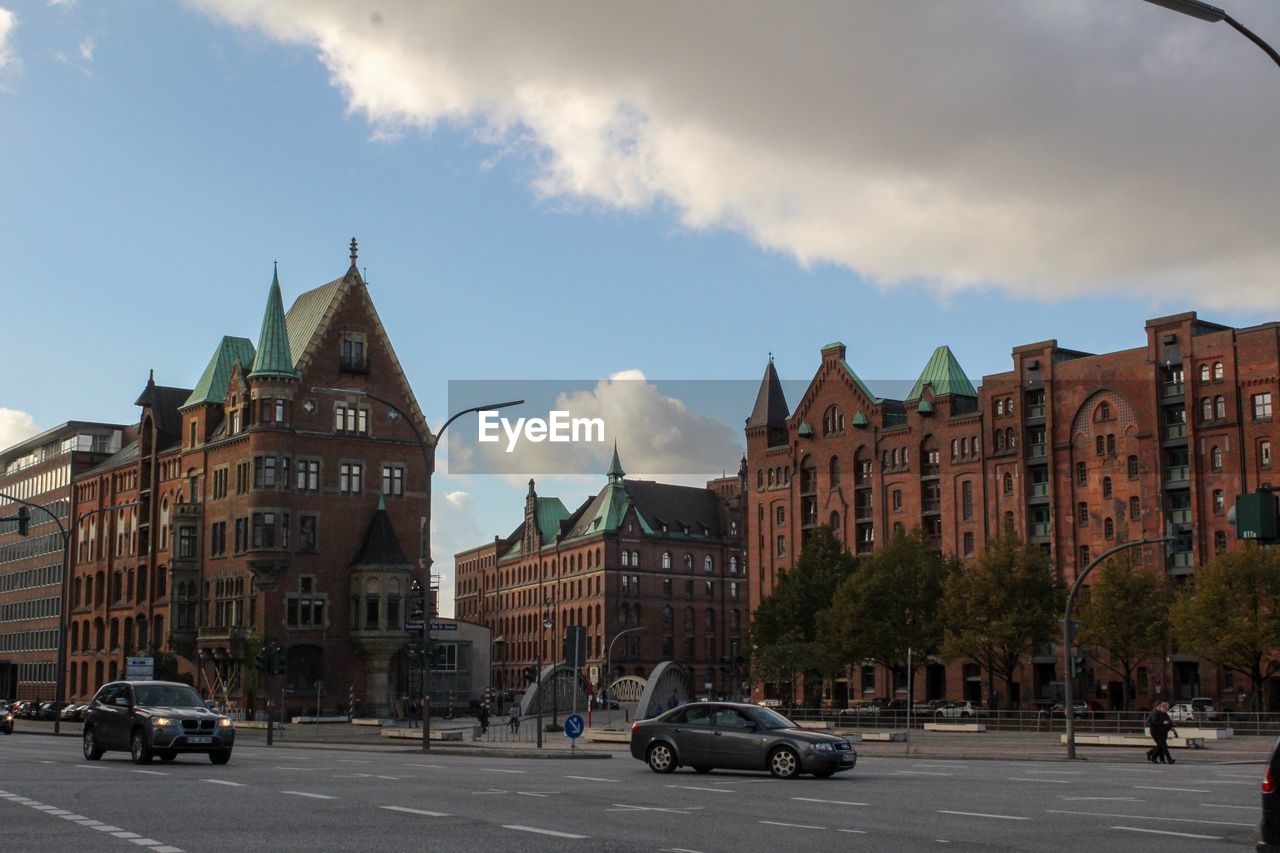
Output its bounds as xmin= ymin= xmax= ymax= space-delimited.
xmin=1 ymin=1 xmax=1278 ymax=612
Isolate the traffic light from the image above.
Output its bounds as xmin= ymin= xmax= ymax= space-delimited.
xmin=1069 ymin=651 xmax=1088 ymax=678
xmin=255 ymin=648 xmax=271 ymax=674
xmin=272 ymin=645 xmax=287 ymax=675
xmin=16 ymin=507 xmax=29 ymax=537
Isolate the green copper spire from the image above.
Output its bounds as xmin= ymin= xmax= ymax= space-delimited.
xmin=906 ymin=345 xmax=977 ymax=402
xmin=249 ymin=263 xmax=300 ymax=380
xmin=607 ymin=440 xmax=625 ymax=483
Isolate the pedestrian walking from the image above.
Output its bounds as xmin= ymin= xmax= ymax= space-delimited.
xmin=478 ymin=703 xmax=490 ymax=735
xmin=509 ymin=707 xmax=520 ymax=734
xmin=407 ymin=697 xmax=419 ymax=729
xmin=1146 ymin=701 xmax=1176 ymax=764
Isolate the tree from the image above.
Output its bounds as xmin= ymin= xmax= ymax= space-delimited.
xmin=1170 ymin=544 xmax=1280 ymax=711
xmin=751 ymin=526 xmax=854 ymax=704
xmin=1075 ymin=554 xmax=1167 ymax=711
xmin=941 ymin=524 xmax=1062 ymax=709
xmin=819 ymin=526 xmax=953 ymax=691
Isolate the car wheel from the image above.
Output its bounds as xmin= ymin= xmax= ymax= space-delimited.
xmin=209 ymin=749 xmax=232 ymax=766
xmin=769 ymin=746 xmax=800 ymax=780
xmin=646 ymin=743 xmax=676 ymax=774
xmin=82 ymin=728 xmax=103 ymax=761
xmin=130 ymin=729 xmax=153 ymax=765
xmin=693 ymin=766 xmax=712 ymax=774
xmin=812 ymin=769 xmax=835 ymax=779
xmin=159 ymin=751 xmax=177 ymax=763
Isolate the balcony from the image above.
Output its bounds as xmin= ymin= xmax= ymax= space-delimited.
xmin=1026 ymin=403 xmax=1046 ymax=420
xmin=1031 ymin=521 xmax=1050 ymax=538
xmin=921 ymin=499 xmax=941 ymax=515
xmin=1028 ymin=482 xmax=1049 ymax=499
xmin=855 ymin=504 xmax=874 ymax=521
xmin=1164 ymin=465 xmax=1191 ymax=486
xmin=1169 ymin=507 xmax=1191 ymax=524
xmin=1169 ymin=551 xmax=1195 ymax=569
xmin=1028 ymin=443 xmax=1047 ymax=459
xmin=1163 ymin=422 xmax=1187 ymax=441
xmin=1162 ymin=381 xmax=1185 ymax=399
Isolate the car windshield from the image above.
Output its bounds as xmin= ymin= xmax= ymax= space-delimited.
xmin=134 ymin=684 xmax=205 ymax=707
xmin=751 ymin=707 xmax=798 ymax=729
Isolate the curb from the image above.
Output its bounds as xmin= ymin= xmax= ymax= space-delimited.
xmin=422 ymin=746 xmax=611 ymax=759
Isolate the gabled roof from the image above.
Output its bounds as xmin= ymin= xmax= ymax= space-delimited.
xmin=747 ymin=360 xmax=789 ymax=429
xmin=839 ymin=360 xmax=883 ymax=405
xmin=285 ymin=275 xmax=346 ymax=370
xmin=349 ymin=496 xmax=412 ymax=569
xmin=134 ymin=376 xmax=194 ymax=444
xmin=182 ymin=337 xmax=257 ymax=409
xmin=625 ymin=480 xmax=724 ymax=538
xmin=534 ymin=497 xmax=571 ymax=541
xmin=249 ymin=266 xmax=300 ymax=380
xmin=906 ymin=346 xmax=977 ymax=402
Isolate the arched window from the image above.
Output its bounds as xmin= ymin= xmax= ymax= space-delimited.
xmin=829 ymin=510 xmax=841 ymax=530
xmin=1095 ymin=435 xmax=1105 ymax=456
xmin=1128 ymin=455 xmax=1139 ymax=479
xmin=1211 ymin=445 xmax=1223 ymax=471
xmin=1215 ymin=396 xmax=1226 ymax=420
xmin=961 ymin=437 xmax=969 ymax=457
xmin=662 ymin=552 xmax=671 ymax=569
xmin=1077 ymin=461 xmax=1087 ymax=485
xmin=683 ymin=554 xmax=693 ymax=571
xmin=822 ymin=405 xmax=844 ymax=435
xmin=1130 ymin=496 xmax=1141 ymax=520
xmin=758 ymin=470 xmax=764 ymax=489
xmin=1200 ymin=364 xmax=1211 ymax=383
xmin=1202 ymin=398 xmax=1214 ymax=422
xmin=729 ymin=556 xmax=738 ymax=574
xmin=829 ymin=456 xmax=841 ymax=484
xmin=631 ymin=551 xmax=639 ymax=566
xmin=995 ymin=430 xmax=1005 ymax=451
xmin=768 ymin=469 xmax=775 ymax=487
xmin=1005 ymin=428 xmax=1016 ymax=450
xmin=704 ymin=556 xmax=713 ymax=573
xmin=1003 ymin=472 xmax=1013 ymax=496
xmin=1096 ymin=401 xmax=1111 ymax=421
xmin=662 ymin=606 xmax=673 ymax=627
xmin=892 ymin=448 xmax=900 ymax=467
xmin=950 ymin=439 xmax=959 ymax=461
xmin=1104 ymin=517 xmax=1115 ymax=539
xmin=1213 ymin=362 xmax=1223 ymax=380
xmin=995 ymin=399 xmax=1005 ymax=417
xmin=1102 ymin=477 xmax=1112 ymax=498
xmin=620 ymin=551 xmax=629 ymax=567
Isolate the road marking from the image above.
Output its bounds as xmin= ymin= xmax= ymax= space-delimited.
xmin=131 ymin=770 xmax=169 ymax=776
xmin=93 ymin=825 xmax=125 ymax=832
xmin=1110 ymin=826 xmax=1221 ymax=840
xmin=200 ymin=779 xmax=245 ymax=787
xmin=129 ymin=839 xmax=162 ymax=847
xmin=1133 ymin=785 xmax=1210 ymax=793
xmin=516 ymin=791 xmax=561 ymax=798
xmin=1047 ymin=809 xmax=1251 ymax=827
xmin=894 ymin=771 xmax=952 ymax=776
xmin=280 ymin=791 xmax=337 ymax=800
xmin=273 ymin=767 xmax=312 ymax=771
xmin=1008 ymin=777 xmax=1070 ymax=784
xmin=111 ymin=831 xmax=141 ymax=839
xmin=1199 ymin=803 xmax=1260 ymax=810
xmin=472 ymin=789 xmax=508 ymax=795
xmin=610 ymin=804 xmax=703 ymax=814
xmin=1023 ymin=769 xmax=1082 ymax=775
xmin=937 ymin=810 xmax=1029 ymax=821
xmin=665 ymin=785 xmax=732 ymax=793
xmin=381 ymin=805 xmax=450 ymax=817
xmin=1109 ymin=767 xmax=1161 ymax=773
xmin=760 ymin=820 xmax=823 ymax=830
xmin=402 ymin=763 xmax=446 ymax=769
xmin=337 ymin=760 xmax=371 ymax=764
xmin=1059 ymin=797 xmax=1142 ymax=802
xmin=791 ymin=797 xmax=870 ymax=806
xmin=503 ymin=824 xmax=588 ymax=839
xmin=0 ymin=789 xmax=186 ymax=852
xmin=483 ymin=768 xmax=526 ymax=774
xmin=565 ymin=776 xmax=618 ymax=783
xmin=1204 ymin=780 xmax=1254 ymax=785
xmin=46 ymin=809 xmax=73 ymax=815
xmin=838 ymin=829 xmax=868 ymax=835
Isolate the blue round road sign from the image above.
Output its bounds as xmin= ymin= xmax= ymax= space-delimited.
xmin=564 ymin=713 xmax=585 ymax=739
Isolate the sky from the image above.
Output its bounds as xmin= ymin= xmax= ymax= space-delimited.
xmin=1 ymin=1 xmax=1278 ymax=614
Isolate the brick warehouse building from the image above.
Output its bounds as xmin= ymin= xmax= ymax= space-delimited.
xmin=0 ymin=422 xmax=127 ymax=701
xmin=63 ymin=242 xmax=439 ymax=716
xmin=455 ymin=446 xmax=748 ymax=700
xmin=748 ymin=312 xmax=1280 ymax=710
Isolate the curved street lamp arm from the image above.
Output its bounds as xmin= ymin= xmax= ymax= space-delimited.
xmin=1224 ymin=13 xmax=1280 ymax=69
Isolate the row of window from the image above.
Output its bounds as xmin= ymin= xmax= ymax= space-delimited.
xmin=0 ymin=595 xmax=60 ymax=624
xmin=0 ymin=562 xmax=62 ymax=593
xmin=0 ymin=532 xmax=64 ymax=565
xmin=0 ymin=628 xmax=58 ymax=652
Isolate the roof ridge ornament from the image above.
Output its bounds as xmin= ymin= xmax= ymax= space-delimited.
xmin=349 ymin=237 xmax=358 ymax=266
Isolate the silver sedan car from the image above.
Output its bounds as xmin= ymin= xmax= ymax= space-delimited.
xmin=629 ymin=701 xmax=856 ymax=779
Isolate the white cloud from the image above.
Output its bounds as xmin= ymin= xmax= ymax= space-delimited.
xmin=77 ymin=36 xmax=92 ymax=62
xmin=0 ymin=7 xmax=17 ymax=81
xmin=0 ymin=408 xmax=40 ymax=451
xmin=190 ymin=1 xmax=1280 ymax=308
xmin=428 ymin=488 xmax=487 ymax=619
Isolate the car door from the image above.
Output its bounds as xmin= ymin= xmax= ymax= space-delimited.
xmin=712 ymin=708 xmax=765 ymax=771
xmin=668 ymin=704 xmax=716 ymax=767
xmin=98 ymin=684 xmax=131 ymax=748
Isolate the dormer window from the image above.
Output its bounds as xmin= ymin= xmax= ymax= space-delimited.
xmin=341 ymin=333 xmax=368 ymax=372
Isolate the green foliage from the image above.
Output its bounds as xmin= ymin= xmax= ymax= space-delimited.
xmin=941 ymin=524 xmax=1062 ymax=708
xmin=1076 ymin=554 xmax=1168 ymax=710
xmin=819 ymin=526 xmax=953 ymax=676
xmin=1170 ymin=545 xmax=1280 ymax=711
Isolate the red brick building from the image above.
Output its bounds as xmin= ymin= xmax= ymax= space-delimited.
xmin=455 ymin=447 xmax=748 ymax=700
xmin=747 ymin=313 xmax=1280 ymax=710
xmin=66 ymin=242 xmax=436 ymax=716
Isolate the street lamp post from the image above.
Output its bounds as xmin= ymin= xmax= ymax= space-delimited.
xmin=1063 ymin=534 xmax=1173 ymax=759
xmin=312 ymin=386 xmax=521 ymax=752
xmin=1141 ymin=0 xmax=1280 ymax=69
xmin=1 ymin=493 xmax=69 ymax=734
xmin=603 ymin=626 xmax=647 ymax=724
xmin=537 ymin=609 xmax=552 ymax=748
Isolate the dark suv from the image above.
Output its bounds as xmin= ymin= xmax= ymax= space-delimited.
xmin=82 ymin=681 xmax=235 ymax=765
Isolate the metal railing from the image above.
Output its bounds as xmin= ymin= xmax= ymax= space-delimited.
xmin=773 ymin=707 xmax=1280 ymax=736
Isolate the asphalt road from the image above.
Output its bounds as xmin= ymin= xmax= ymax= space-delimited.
xmin=0 ymin=734 xmax=1262 ymax=851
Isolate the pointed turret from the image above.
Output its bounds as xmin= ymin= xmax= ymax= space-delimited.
xmin=350 ymin=497 xmax=411 ymax=569
xmin=747 ymin=358 xmax=789 ymax=446
xmin=607 ymin=441 xmax=626 ymax=483
xmin=906 ymin=345 xmax=977 ymax=402
xmin=249 ymin=264 xmax=300 ymax=380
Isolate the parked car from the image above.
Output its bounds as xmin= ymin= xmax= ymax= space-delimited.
xmin=1261 ymin=735 xmax=1280 ymax=850
xmin=1168 ymin=702 xmax=1196 ymax=723
xmin=38 ymin=701 xmax=70 ymax=721
xmin=839 ymin=700 xmax=886 ymax=717
xmin=1190 ymin=697 xmax=1219 ymax=721
xmin=60 ymin=703 xmax=86 ymax=723
xmin=13 ymin=700 xmax=38 ymax=719
xmin=82 ymin=680 xmax=235 ymax=765
xmin=935 ymin=701 xmax=979 ymax=719
xmin=0 ymin=702 xmax=13 ymax=734
xmin=913 ymin=699 xmax=946 ymax=713
xmin=631 ymin=701 xmax=856 ymax=779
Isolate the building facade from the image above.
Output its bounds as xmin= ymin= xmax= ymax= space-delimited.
xmin=747 ymin=312 xmax=1280 ymax=710
xmin=65 ymin=242 xmax=436 ymax=716
xmin=455 ymin=448 xmax=748 ymax=700
xmin=0 ymin=423 xmax=127 ymax=701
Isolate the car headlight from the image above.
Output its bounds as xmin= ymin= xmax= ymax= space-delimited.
xmin=812 ymin=742 xmax=834 ymax=751
xmin=218 ymin=718 xmax=233 ymax=728
xmin=152 ymin=717 xmax=173 ymax=727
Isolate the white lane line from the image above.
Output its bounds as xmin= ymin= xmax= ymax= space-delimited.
xmin=1133 ymin=785 xmax=1210 ymax=793
xmin=1109 ymin=767 xmax=1161 ymax=773
xmin=1213 ymin=772 xmax=1259 ymax=779
xmin=403 ymin=763 xmax=446 ymax=769
xmin=111 ymin=832 xmax=142 ymax=839
xmin=664 ymin=785 xmax=733 ymax=793
xmin=46 ymin=809 xmax=73 ymax=815
xmin=610 ymin=804 xmax=703 ymax=814
xmin=1008 ymin=778 xmax=1070 ymax=784
xmin=273 ymin=767 xmax=312 ymax=771
xmin=131 ymin=770 xmax=169 ymax=776
xmin=201 ymin=779 xmax=245 ymax=787
xmin=1023 ymin=770 xmax=1083 ymax=775
xmin=1047 ymin=809 xmax=1252 ymax=827
xmin=937 ymin=810 xmax=1029 ymax=821
xmin=483 ymin=768 xmax=526 ymax=774
xmin=1200 ymin=803 xmax=1260 ymax=810
xmin=2 ymin=790 xmax=187 ymax=852
xmin=516 ymin=791 xmax=561 ymax=798
xmin=503 ymin=825 xmax=588 ymax=839
xmin=1110 ymin=826 xmax=1221 ymax=840
xmin=1205 ymin=780 xmax=1254 ymax=785
xmin=129 ymin=839 xmax=162 ymax=847
xmin=792 ymin=797 xmax=870 ymax=806
xmin=280 ymin=791 xmax=337 ymax=800
xmin=1060 ymin=797 xmax=1143 ymax=802
xmin=154 ymin=847 xmax=184 ymax=853
xmin=760 ymin=820 xmax=823 ymax=830
xmin=566 ymin=776 xmax=618 ymax=783
xmin=381 ymin=805 xmax=451 ymax=818
xmin=838 ymin=829 xmax=869 ymax=835
xmin=93 ymin=826 xmax=125 ymax=832
xmin=895 ymin=771 xmax=952 ymax=776
xmin=337 ymin=760 xmax=371 ymax=764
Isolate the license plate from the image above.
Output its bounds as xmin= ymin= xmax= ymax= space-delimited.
xmin=840 ymin=755 xmax=853 ymax=764
xmin=188 ymin=736 xmax=212 ymax=744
